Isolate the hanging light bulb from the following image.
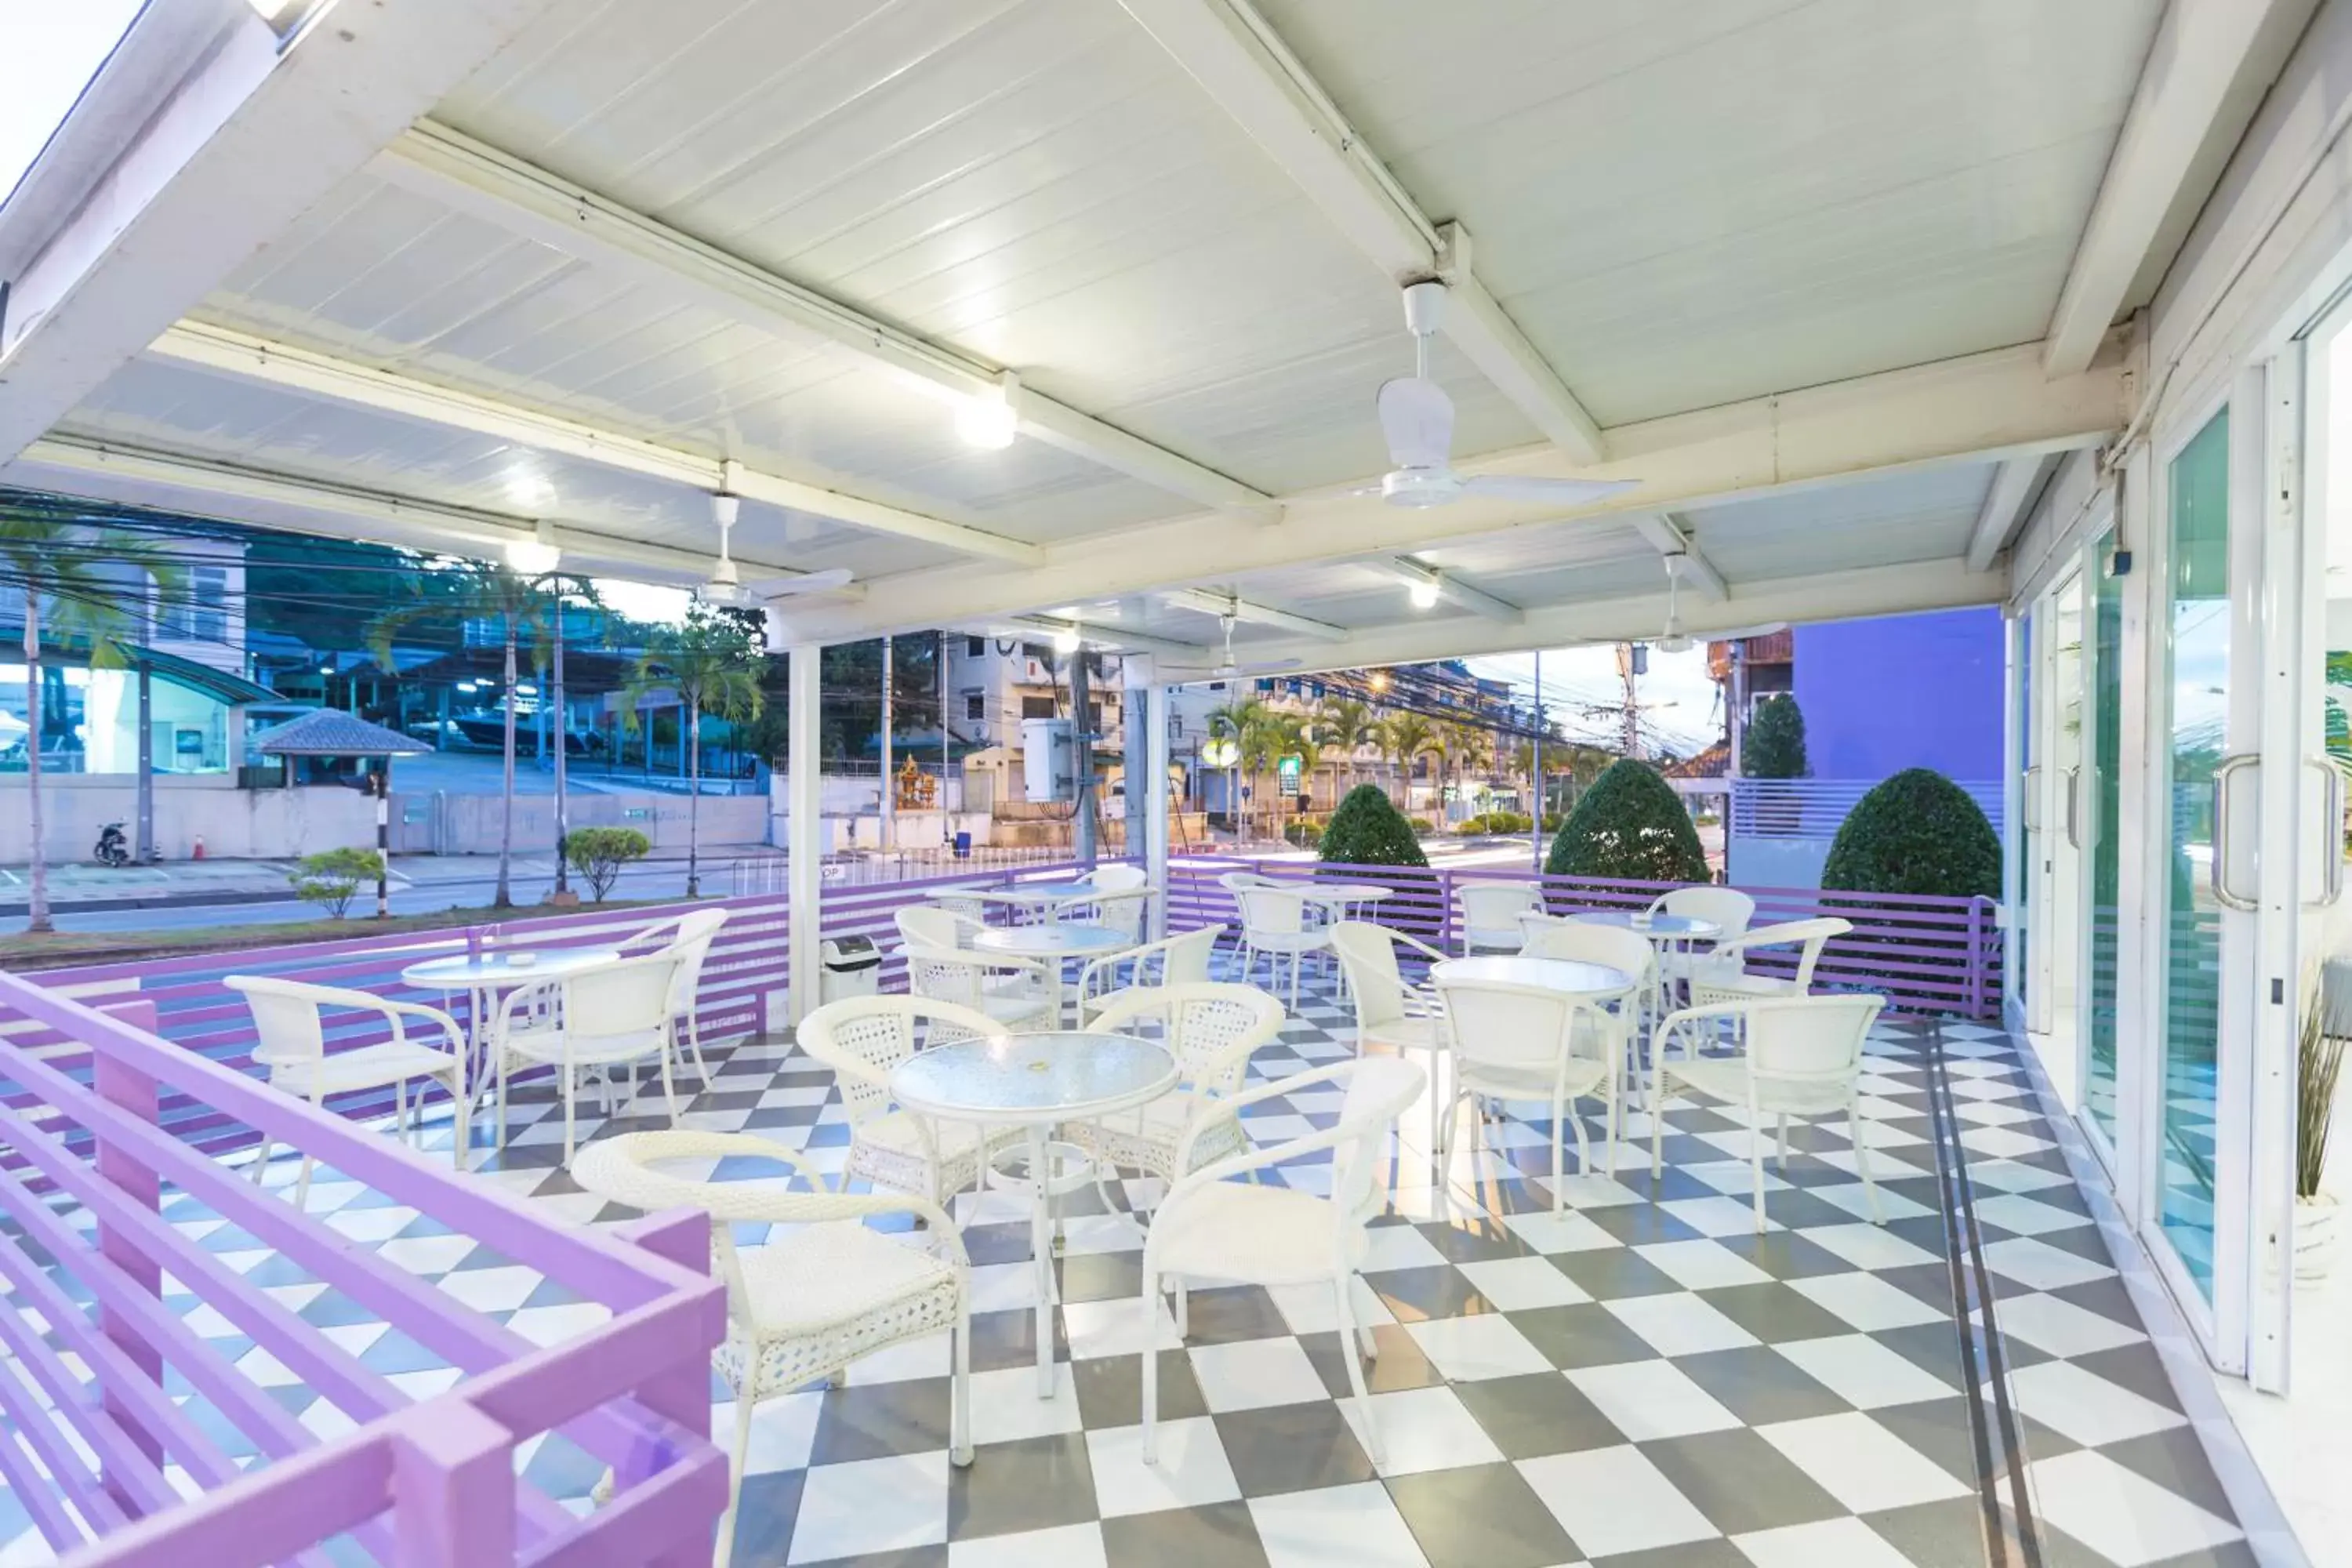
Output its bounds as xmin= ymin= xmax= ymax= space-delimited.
xmin=1053 ymin=623 xmax=1082 ymax=654
xmin=956 ymin=370 xmax=1021 ymax=450
xmin=1409 ymin=579 xmax=1440 ymax=610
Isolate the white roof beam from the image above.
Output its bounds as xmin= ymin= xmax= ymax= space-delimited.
xmin=0 ymin=0 xmax=568 ymax=463
xmin=1964 ymin=454 xmax=2058 ymax=573
xmin=144 ymin=320 xmax=1044 ymax=566
xmin=9 ymin=434 xmax=845 ymax=590
xmin=771 ymin=339 xmax=2122 ymax=644
xmin=376 ymin=120 xmax=1277 ymax=523
xmin=1009 ymin=615 xmax=1207 ymax=662
xmin=1629 ymin=514 xmax=1728 ymax=601
xmin=1160 ymin=587 xmax=1350 ymax=641
xmin=2042 ymin=0 xmax=2316 ymax=376
xmin=1114 ymin=0 xmax=1605 ymax=463
xmin=1385 ymin=557 xmax=1523 ymax=623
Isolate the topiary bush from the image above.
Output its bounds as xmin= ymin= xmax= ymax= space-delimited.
xmin=1318 ymin=784 xmax=1428 ymax=868
xmin=1821 ymin=768 xmax=1999 ymax=898
xmin=1744 ymin=694 xmax=1809 ymax=779
xmin=1544 ymin=759 xmax=1708 ymax=882
xmin=565 ymin=826 xmax=652 ymax=902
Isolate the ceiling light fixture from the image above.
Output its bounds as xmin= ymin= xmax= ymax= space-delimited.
xmin=506 ymin=519 xmax=561 ymax=575
xmin=1409 ymin=579 xmax=1440 ymax=610
xmin=955 ymin=370 xmax=1021 ymax=450
xmin=1053 ymin=622 xmax=1083 ymax=655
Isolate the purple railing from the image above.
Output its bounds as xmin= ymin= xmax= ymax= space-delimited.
xmin=0 ymin=978 xmax=728 ymax=1567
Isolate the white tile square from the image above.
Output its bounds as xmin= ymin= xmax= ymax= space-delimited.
xmin=505 ymin=1302 xmax=609 ymax=1348
xmin=1062 ymin=1295 xmax=1181 ymax=1361
xmin=1457 ymin=1256 xmax=1592 ymax=1311
xmin=1402 ymin=1314 xmax=1554 ymax=1381
xmin=1189 ymin=1338 xmax=1330 ymax=1414
xmin=1787 ymin=1273 xmax=1947 ymax=1333
xmin=1657 ymin=1196 xmax=1785 ymax=1238
xmin=1980 ymin=1236 xmax=2113 ymax=1291
xmin=1990 ymin=1292 xmax=2143 ymax=1358
xmin=1733 ymin=1516 xmax=1914 ymax=1567
xmin=1517 ymin=1446 xmax=1719 ymax=1558
xmin=1266 ymin=1277 xmax=1396 ymax=1336
xmin=968 ymin=1260 xmax=1043 ymax=1315
xmin=966 ymin=1363 xmax=1086 ymax=1445
xmin=1602 ymin=1293 xmax=1759 ymax=1357
xmin=1774 ymin=1334 xmax=1954 ymax=1409
xmin=1501 ymin=1208 xmax=1625 ymax=1254
xmin=2005 ymin=1362 xmax=2185 ymax=1446
xmin=788 ymin=1451 xmax=949 ymax=1563
xmin=841 ymin=1328 xmax=953 ymax=1385
xmin=1250 ymin=1480 xmax=1431 ymax=1567
xmin=1758 ymin=1413 xmax=1970 ymax=1513
xmin=711 ymin=1388 xmax=822 ymax=1475
xmin=434 ymin=1264 xmax=541 ymax=1314
xmin=1087 ymin=1417 xmax=1242 ymax=1518
xmin=377 ymin=1233 xmax=477 ymax=1275
xmin=1337 ymin=1385 xmax=1506 ymax=1476
xmin=1635 ymin=1239 xmax=1776 ymax=1290
xmin=1360 ymin=1224 xmax=1450 ymax=1274
xmin=1797 ymin=1224 xmax=1941 ymax=1272
xmin=949 ymin=1523 xmax=1108 ymax=1568
xmin=1566 ymin=1360 xmax=1742 ymax=1440
xmin=2024 ymin=1450 xmax=2241 ymax=1566
xmin=1973 ymin=1193 xmax=2092 ymax=1236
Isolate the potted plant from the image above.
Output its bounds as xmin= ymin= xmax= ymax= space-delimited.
xmin=2296 ymin=958 xmax=2352 ymax=1283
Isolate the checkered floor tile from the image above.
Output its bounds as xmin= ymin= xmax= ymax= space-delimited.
xmin=0 ymin=967 xmax=2256 ymax=1566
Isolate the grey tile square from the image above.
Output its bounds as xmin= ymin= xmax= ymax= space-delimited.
xmin=1577 ymin=1539 xmax=1750 ymax=1568
xmin=1690 ymin=1281 xmax=1853 ymax=1345
xmin=1057 ymin=1250 xmax=1143 ymax=1306
xmin=1639 ymin=1427 xmax=1847 ymax=1536
xmin=1857 ymin=1496 xmax=2000 ymax=1568
xmin=811 ymin=1378 xmax=954 ymax=1465
xmin=1866 ymin=1397 xmax=1997 ymax=1489
xmin=1299 ymin=1324 xmax=1445 ymax=1398
xmin=2098 ymin=1427 xmax=2241 ymax=1525
xmin=1212 ymin=1400 xmax=1376 ymax=1497
xmin=1453 ymin=1371 xmax=1626 ymax=1458
xmin=967 ymin=1308 xmax=1069 ymax=1375
xmin=1508 ymin=1302 xmax=1662 ymax=1370
xmin=1869 ymin=1323 xmax=1972 ymax=1389
xmin=1581 ymin=1202 xmax=1712 ymax=1249
xmin=1367 ymin=1264 xmax=1496 ymax=1323
xmin=1416 ymin=1215 xmax=1540 ymax=1263
xmin=1098 ymin=1499 xmax=1269 ymax=1567
xmin=1385 ymin=1460 xmax=1580 ymax=1568
xmin=946 ymin=1431 xmax=1098 ymax=1541
xmin=1674 ymin=1345 xmax=1850 ymax=1427
xmin=2067 ymin=1341 xmax=2189 ymax=1413
xmin=728 ymin=1468 xmax=803 ymax=1566
xmin=1179 ymin=1283 xmax=1298 ymax=1345
xmin=1549 ymin=1249 xmax=1689 ymax=1301
xmin=1069 ymin=1352 xmax=1209 ymax=1430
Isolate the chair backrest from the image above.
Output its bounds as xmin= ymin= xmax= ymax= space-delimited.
xmin=1432 ymin=975 xmax=1591 ymax=1076
xmin=1089 ymin=863 xmax=1149 ymax=893
xmin=1459 ymin=882 xmax=1543 ymax=934
xmin=896 ymin=906 xmax=972 ymax=950
xmin=1653 ymin=885 xmax=1755 ymax=941
xmin=1744 ymin=993 xmax=1884 ymax=1083
xmin=224 ymin=975 xmax=333 ymax=1069
xmin=1218 ymin=870 xmax=1272 ymax=895
xmin=798 ymin=993 xmax=996 ymax=1124
xmin=1728 ymin=916 xmax=1852 ymax=988
xmin=1116 ymin=924 xmax=1222 ymax=990
xmin=1092 ymin=888 xmax=1152 ymax=942
xmin=1519 ymin=920 xmax=1654 ymax=989
xmin=661 ymin=906 xmax=730 ymax=1014
xmin=902 ymin=942 xmax=990 ymax=1014
xmin=1329 ymin=922 xmax=1410 ymax=1030
xmin=1235 ymin=884 xmax=1310 ymax=935
xmin=1091 ymin=981 xmax=1283 ymax=1097
xmin=561 ymin=950 xmax=682 ymax=1044
xmin=1328 ymin=1056 xmax=1428 ymax=1229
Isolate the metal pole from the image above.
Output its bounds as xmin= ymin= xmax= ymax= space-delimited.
xmin=135 ymin=661 xmax=154 ymax=862
xmin=787 ymin=643 xmax=824 ymax=1025
xmin=1530 ymin=649 xmax=1543 ymax=870
xmin=940 ymin=631 xmax=952 ymax=840
xmin=550 ymin=577 xmax=572 ymax=902
xmin=880 ymin=635 xmax=895 ymax=852
xmin=373 ymin=766 xmax=390 ymax=918
xmin=1070 ymin=649 xmax=1095 ymax=866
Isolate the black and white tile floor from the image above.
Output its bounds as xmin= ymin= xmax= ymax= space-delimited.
xmin=6 ymin=971 xmax=2255 ymax=1567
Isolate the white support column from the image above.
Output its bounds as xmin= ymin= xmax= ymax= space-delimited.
xmin=1126 ymin=657 xmax=1171 ymax=940
xmin=787 ymin=643 xmax=824 ymax=1026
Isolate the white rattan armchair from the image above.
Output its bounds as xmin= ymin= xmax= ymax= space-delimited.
xmin=1329 ymin=921 xmax=1448 ymax=1156
xmin=1457 ymin=881 xmax=1545 ymax=955
xmin=1074 ymin=924 xmax=1223 ymax=1023
xmin=1647 ymin=885 xmax=1756 ymax=992
xmin=1650 ymin=993 xmax=1886 ymax=1232
xmin=1063 ymin=982 xmax=1284 ymax=1205
xmin=1432 ymin=972 xmax=1626 ymax=1211
xmin=1141 ymin=1057 xmax=1425 ymax=1466
xmin=901 ymin=942 xmax=1057 ymax=1036
xmin=625 ymin=906 xmax=729 ymax=1087
xmin=226 ymin=975 xmax=470 ymax=1207
xmin=492 ymin=949 xmax=681 ymax=1166
xmin=797 ymin=995 xmax=1023 ymax=1206
xmin=573 ymin=1131 xmax=971 ymax=1568
xmin=1685 ymin=917 xmax=1852 ymax=1007
xmin=1232 ymin=885 xmax=1329 ymax=1006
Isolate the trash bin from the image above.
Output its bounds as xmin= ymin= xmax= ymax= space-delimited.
xmin=953 ymin=830 xmax=973 ymax=858
xmin=818 ymin=935 xmax=881 ymax=1005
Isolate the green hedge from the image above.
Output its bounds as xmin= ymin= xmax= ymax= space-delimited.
xmin=1821 ymin=768 xmax=1999 ymax=898
xmin=1744 ymin=693 xmax=1809 ymax=779
xmin=1317 ymin=785 xmax=1428 ymax=867
xmin=1544 ymin=760 xmax=1708 ymax=882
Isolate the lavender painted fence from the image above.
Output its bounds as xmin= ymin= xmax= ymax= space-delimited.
xmin=0 ymin=976 xmax=728 ymax=1567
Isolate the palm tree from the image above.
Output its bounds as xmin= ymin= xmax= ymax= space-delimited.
xmin=0 ymin=499 xmax=185 ymax=934
xmin=1207 ymin=695 xmax=1272 ymax=837
xmin=1379 ymin=713 xmax=1443 ymax=815
xmin=369 ymin=561 xmax=554 ymax=907
xmin=1313 ymin=696 xmax=1380 ymax=808
xmin=622 ymin=606 xmax=766 ymax=897
xmin=1444 ymin=721 xmax=1494 ymax=821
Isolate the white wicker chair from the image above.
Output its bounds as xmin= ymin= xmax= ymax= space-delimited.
xmin=1651 ymin=993 xmax=1886 ymax=1232
xmin=1519 ymin=917 xmax=1657 ymax=1043
xmin=901 ymin=942 xmax=1057 ymax=1036
xmin=1075 ymin=924 xmax=1223 ymax=1023
xmin=896 ymin=904 xmax=983 ymax=949
xmin=1063 ymin=982 xmax=1284 ymax=1204
xmin=626 ymin=906 xmax=730 ymax=1087
xmin=1457 ymin=881 xmax=1544 ymax=955
xmin=492 ymin=949 xmax=681 ymax=1166
xmin=1647 ymin=885 xmax=1756 ymax=993
xmin=797 ymin=995 xmax=1023 ymax=1206
xmin=1432 ymin=971 xmax=1625 ymax=1212
xmin=1141 ymin=1057 xmax=1425 ymax=1465
xmin=1232 ymin=885 xmax=1329 ymax=1006
xmin=573 ymin=1131 xmax=971 ymax=1568
xmin=226 ymin=975 xmax=469 ymax=1207
xmin=1328 ymin=922 xmax=1448 ymax=1156
xmin=1685 ymin=917 xmax=1852 ymax=1007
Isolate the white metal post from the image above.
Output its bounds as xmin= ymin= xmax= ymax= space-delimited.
xmin=880 ymin=636 xmax=895 ymax=854
xmin=787 ymin=642 xmax=824 ymax=1025
xmin=1127 ymin=656 xmax=1170 ymax=939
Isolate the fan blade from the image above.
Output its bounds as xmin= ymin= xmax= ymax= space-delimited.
xmin=1459 ymin=474 xmax=1639 ymax=506
xmin=751 ymin=567 xmax=856 ymax=598
xmin=1377 ymin=376 xmax=1455 ymax=470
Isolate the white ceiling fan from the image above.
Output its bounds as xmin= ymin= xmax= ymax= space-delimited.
xmin=1163 ymin=604 xmax=1305 ymax=682
xmin=1652 ymin=552 xmax=1784 ymax=654
xmin=697 ymin=492 xmax=855 ymax=606
xmin=1364 ymin=281 xmax=1641 ymax=510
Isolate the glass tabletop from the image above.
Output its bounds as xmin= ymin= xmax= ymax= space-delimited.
xmin=1296 ymin=884 xmax=1395 ymax=902
xmin=978 ymin=881 xmax=1104 ymax=902
xmin=1573 ymin=909 xmax=1722 ymax=939
xmin=1431 ymin=955 xmax=1634 ymax=995
xmin=971 ymin=923 xmax=1131 ymax=956
xmin=402 ymin=947 xmax=620 ymax=987
xmin=891 ymin=1032 xmax=1179 ymax=1121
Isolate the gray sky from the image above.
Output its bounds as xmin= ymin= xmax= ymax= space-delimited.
xmin=1466 ymin=643 xmax=1722 ymax=755
xmin=0 ymin=1 xmax=144 ymax=200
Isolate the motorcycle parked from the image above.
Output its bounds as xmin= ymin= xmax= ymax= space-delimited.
xmin=93 ymin=822 xmax=130 ymax=868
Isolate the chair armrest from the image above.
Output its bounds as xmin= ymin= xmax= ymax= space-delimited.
xmin=1382 ymin=927 xmax=1450 ymax=965
xmin=492 ymin=977 xmax=565 ymax=1042
xmin=1652 ymin=1001 xmax=1753 ymax=1062
xmin=1168 ymin=1061 xmax=1358 ymax=1174
xmin=370 ymin=997 xmax=467 ymax=1058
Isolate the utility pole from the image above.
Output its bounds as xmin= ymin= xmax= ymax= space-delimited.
xmin=1617 ymin=643 xmax=1645 ymax=759
xmin=549 ymin=577 xmax=573 ymax=902
xmin=1530 ymin=649 xmax=1544 ymax=870
xmin=939 ymin=630 xmax=952 ymax=842
xmin=880 ymin=635 xmax=895 ymax=853
xmin=1070 ymin=648 xmax=1096 ymax=865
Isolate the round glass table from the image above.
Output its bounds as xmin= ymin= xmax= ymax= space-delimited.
xmin=1572 ymin=909 xmax=1724 ymax=1019
xmin=893 ymin=1031 xmax=1178 ymax=1393
xmin=950 ymin=881 xmax=1108 ymax=924
xmin=971 ymin=924 xmax=1134 ymax=1024
xmin=401 ymin=946 xmax=622 ymax=1144
xmin=1428 ymin=954 xmax=1633 ymax=998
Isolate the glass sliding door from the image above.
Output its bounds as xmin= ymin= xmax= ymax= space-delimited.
xmin=2085 ymin=533 xmax=2125 ymax=1148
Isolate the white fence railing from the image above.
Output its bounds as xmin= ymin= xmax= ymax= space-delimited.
xmin=1729 ymin=778 xmax=2003 ymax=840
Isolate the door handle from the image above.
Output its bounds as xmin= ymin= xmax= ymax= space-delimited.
xmin=2308 ymin=756 xmax=2347 ymax=907
xmin=2021 ymin=766 xmax=2042 ymax=833
xmin=2063 ymin=768 xmax=2082 ymax=849
xmin=2211 ymin=754 xmax=2259 ymax=913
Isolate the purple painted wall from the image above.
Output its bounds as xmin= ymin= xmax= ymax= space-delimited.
xmin=1791 ymin=607 xmax=2004 ymax=779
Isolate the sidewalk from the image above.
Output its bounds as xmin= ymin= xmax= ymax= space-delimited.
xmin=0 ymin=851 xmax=719 ymax=914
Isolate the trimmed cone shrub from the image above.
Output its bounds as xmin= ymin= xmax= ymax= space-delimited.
xmin=1744 ymin=694 xmax=1808 ymax=779
xmin=1544 ymin=760 xmax=1708 ymax=882
xmin=1820 ymin=768 xmax=1999 ymax=898
xmin=1318 ymin=783 xmax=1429 ymax=868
